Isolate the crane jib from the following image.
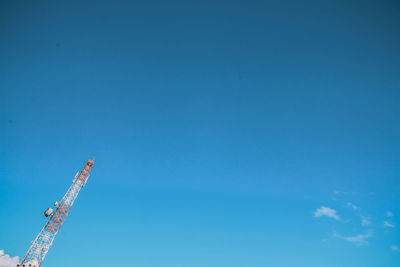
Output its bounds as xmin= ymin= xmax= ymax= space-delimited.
xmin=18 ymin=159 xmax=94 ymax=267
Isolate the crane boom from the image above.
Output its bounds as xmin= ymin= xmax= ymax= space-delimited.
xmin=18 ymin=159 xmax=94 ymax=267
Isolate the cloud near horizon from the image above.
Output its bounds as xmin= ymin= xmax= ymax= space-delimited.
xmin=384 ymin=221 xmax=395 ymax=228
xmin=334 ymin=231 xmax=373 ymax=246
xmin=361 ymin=216 xmax=371 ymax=226
xmin=314 ymin=206 xmax=340 ymax=220
xmin=0 ymin=250 xmax=19 ymax=267
xmin=347 ymin=202 xmax=360 ymax=211
xmin=386 ymin=211 xmax=394 ymax=217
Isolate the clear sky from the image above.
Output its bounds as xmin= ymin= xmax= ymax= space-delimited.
xmin=1 ymin=0 xmax=399 ymax=266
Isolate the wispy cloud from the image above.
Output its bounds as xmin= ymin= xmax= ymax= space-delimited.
xmin=392 ymin=245 xmax=400 ymax=252
xmin=0 ymin=250 xmax=19 ymax=267
xmin=361 ymin=216 xmax=371 ymax=226
xmin=384 ymin=221 xmax=395 ymax=228
xmin=386 ymin=211 xmax=393 ymax=217
xmin=334 ymin=231 xmax=373 ymax=246
xmin=347 ymin=202 xmax=360 ymax=211
xmin=314 ymin=206 xmax=340 ymax=220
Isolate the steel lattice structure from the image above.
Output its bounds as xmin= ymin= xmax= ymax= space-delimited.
xmin=18 ymin=159 xmax=94 ymax=267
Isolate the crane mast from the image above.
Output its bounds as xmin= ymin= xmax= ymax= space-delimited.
xmin=18 ymin=159 xmax=94 ymax=267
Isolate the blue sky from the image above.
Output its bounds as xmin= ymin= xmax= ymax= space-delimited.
xmin=1 ymin=0 xmax=399 ymax=266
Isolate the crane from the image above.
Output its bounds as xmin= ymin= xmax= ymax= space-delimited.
xmin=18 ymin=159 xmax=94 ymax=267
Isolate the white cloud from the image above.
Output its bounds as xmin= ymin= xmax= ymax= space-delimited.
xmin=392 ymin=246 xmax=400 ymax=252
xmin=0 ymin=250 xmax=19 ymax=267
xmin=347 ymin=202 xmax=360 ymax=211
xmin=386 ymin=211 xmax=394 ymax=217
xmin=360 ymin=216 xmax=371 ymax=226
xmin=334 ymin=231 xmax=373 ymax=246
xmin=314 ymin=206 xmax=340 ymax=220
xmin=384 ymin=221 xmax=395 ymax=228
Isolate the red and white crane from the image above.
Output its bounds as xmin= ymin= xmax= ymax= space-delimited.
xmin=18 ymin=159 xmax=94 ymax=267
